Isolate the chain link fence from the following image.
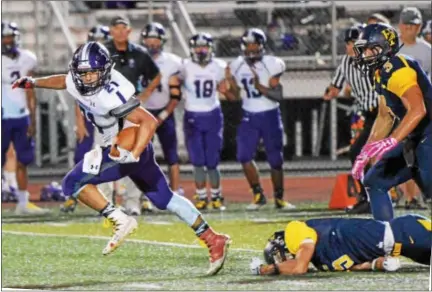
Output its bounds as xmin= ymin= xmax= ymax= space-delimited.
xmin=3 ymin=1 xmax=431 ymax=175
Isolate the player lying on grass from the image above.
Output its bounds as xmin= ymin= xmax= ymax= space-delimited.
xmin=250 ymin=214 xmax=431 ymax=275
xmin=12 ymin=41 xmax=230 ymax=276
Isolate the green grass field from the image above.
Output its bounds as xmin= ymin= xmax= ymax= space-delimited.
xmin=2 ymin=203 xmax=431 ymax=290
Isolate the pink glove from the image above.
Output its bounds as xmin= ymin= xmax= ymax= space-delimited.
xmin=352 ymin=137 xmax=398 ymax=180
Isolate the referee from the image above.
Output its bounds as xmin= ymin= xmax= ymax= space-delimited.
xmin=324 ymin=25 xmax=378 ymax=214
xmin=104 ymin=16 xmax=162 ymax=215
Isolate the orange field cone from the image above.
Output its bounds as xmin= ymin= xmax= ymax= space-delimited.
xmin=328 ymin=174 xmax=359 ymax=209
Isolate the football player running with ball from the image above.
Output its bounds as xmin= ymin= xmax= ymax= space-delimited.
xmin=224 ymin=28 xmax=295 ymax=211
xmin=180 ymin=33 xmax=227 ymax=210
xmin=12 ymin=42 xmax=231 ymax=276
xmin=351 ymin=23 xmax=432 ymax=221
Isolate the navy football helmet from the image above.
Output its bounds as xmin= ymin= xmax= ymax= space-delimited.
xmin=69 ymin=42 xmax=113 ymax=96
xmin=88 ymin=25 xmax=111 ymax=43
xmin=140 ymin=22 xmax=167 ymax=56
xmin=241 ymin=28 xmax=267 ymax=64
xmin=1 ymin=21 xmax=20 ymax=55
xmin=189 ymin=32 xmax=214 ymax=64
xmin=353 ymin=23 xmax=400 ymax=71
xmin=263 ymin=231 xmax=292 ymax=265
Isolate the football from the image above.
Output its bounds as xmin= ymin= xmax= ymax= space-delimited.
xmin=109 ymin=126 xmax=139 ymax=157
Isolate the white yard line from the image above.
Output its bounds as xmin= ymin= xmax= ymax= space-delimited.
xmin=2 ymin=230 xmax=259 ymax=253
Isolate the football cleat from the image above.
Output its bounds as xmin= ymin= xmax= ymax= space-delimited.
xmin=389 ymin=186 xmax=404 ymax=207
xmin=60 ymin=198 xmax=78 ymax=213
xmin=211 ymin=196 xmax=226 ymax=211
xmin=404 ymin=198 xmax=427 ymax=210
xmin=40 ymin=181 xmax=66 ymax=202
xmin=246 ymin=192 xmax=267 ymax=210
xmin=199 ymin=229 xmax=231 ymax=276
xmin=15 ymin=202 xmax=51 ymax=215
xmin=102 ymin=214 xmax=138 ymax=255
xmin=141 ymin=196 xmax=154 ymax=213
xmin=275 ymin=198 xmax=296 ymax=210
xmin=194 ymin=195 xmax=209 ymax=210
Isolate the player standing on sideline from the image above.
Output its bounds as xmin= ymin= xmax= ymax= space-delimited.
xmin=224 ymin=28 xmax=295 ymax=211
xmin=140 ymin=22 xmax=184 ymax=200
xmin=61 ymin=25 xmax=112 ymax=213
xmin=13 ymin=42 xmax=231 ymax=275
xmin=180 ymin=33 xmax=227 ymax=210
xmin=104 ymin=16 xmax=162 ymax=215
xmin=396 ymin=7 xmax=432 ymax=209
xmin=352 ymin=23 xmax=432 ymax=221
xmin=323 ymin=25 xmax=380 ymax=215
xmin=1 ymin=21 xmax=49 ymax=214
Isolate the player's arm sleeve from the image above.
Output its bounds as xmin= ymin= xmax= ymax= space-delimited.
xmin=270 ymin=57 xmax=286 ymax=78
xmin=387 ymin=67 xmax=418 ymax=97
xmin=284 ymin=221 xmax=318 ymax=255
xmin=109 ymin=97 xmax=140 ymax=118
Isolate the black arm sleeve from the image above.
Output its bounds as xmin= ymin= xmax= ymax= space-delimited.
xmin=141 ymin=51 xmax=160 ymax=80
xmin=109 ymin=97 xmax=140 ymax=118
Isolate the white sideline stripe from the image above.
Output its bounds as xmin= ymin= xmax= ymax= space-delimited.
xmin=2 ymin=230 xmax=259 ymax=253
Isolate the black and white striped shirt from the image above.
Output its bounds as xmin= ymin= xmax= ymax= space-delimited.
xmin=331 ymin=55 xmax=378 ymax=112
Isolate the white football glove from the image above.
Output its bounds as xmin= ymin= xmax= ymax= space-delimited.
xmin=372 ymin=257 xmax=401 ymax=272
xmin=250 ymin=257 xmax=263 ymax=275
xmin=382 ymin=257 xmax=401 ymax=272
xmin=108 ymin=146 xmax=140 ymax=164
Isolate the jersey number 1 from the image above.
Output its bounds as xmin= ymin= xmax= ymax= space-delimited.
xmin=194 ymin=80 xmax=214 ymax=98
xmin=241 ymin=77 xmax=261 ymax=98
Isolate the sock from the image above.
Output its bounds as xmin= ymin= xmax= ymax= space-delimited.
xmin=16 ymin=190 xmax=29 ymax=205
xmin=251 ymin=184 xmax=263 ymax=195
xmin=100 ymin=202 xmax=116 ymax=218
xmin=207 ymin=168 xmax=221 ymax=188
xmin=193 ymin=166 xmax=206 ymax=185
xmin=274 ymin=188 xmax=284 ymax=199
xmin=194 ymin=219 xmax=210 ymax=237
xmin=4 ymin=171 xmax=17 ymax=189
xmin=211 ymin=188 xmax=222 ymax=199
xmin=196 ymin=188 xmax=207 ymax=200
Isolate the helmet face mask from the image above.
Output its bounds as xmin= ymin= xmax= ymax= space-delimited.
xmin=141 ymin=22 xmax=167 ymax=56
xmin=353 ymin=23 xmax=399 ymax=72
xmin=1 ymin=21 xmax=20 ymax=55
xmin=69 ymin=42 xmax=113 ymax=96
xmin=241 ymin=28 xmax=267 ymax=64
xmin=189 ymin=33 xmax=213 ymax=64
xmin=263 ymin=231 xmax=292 ymax=265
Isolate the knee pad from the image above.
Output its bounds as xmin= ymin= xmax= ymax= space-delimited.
xmin=144 ymin=177 xmax=173 ymax=210
xmin=61 ymin=172 xmax=82 ymax=198
xmin=267 ymin=151 xmax=283 ymax=169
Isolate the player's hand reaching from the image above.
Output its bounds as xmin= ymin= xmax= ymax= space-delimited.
xmin=109 ymin=146 xmax=140 ymax=164
xmin=352 ymin=137 xmax=398 ymax=180
xmin=12 ymin=77 xmax=36 ymax=89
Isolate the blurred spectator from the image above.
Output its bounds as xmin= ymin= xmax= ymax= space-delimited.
xmin=397 ymin=7 xmax=431 ymax=209
xmin=266 ymin=17 xmax=298 ymax=53
xmin=422 ymin=20 xmax=432 ymax=44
